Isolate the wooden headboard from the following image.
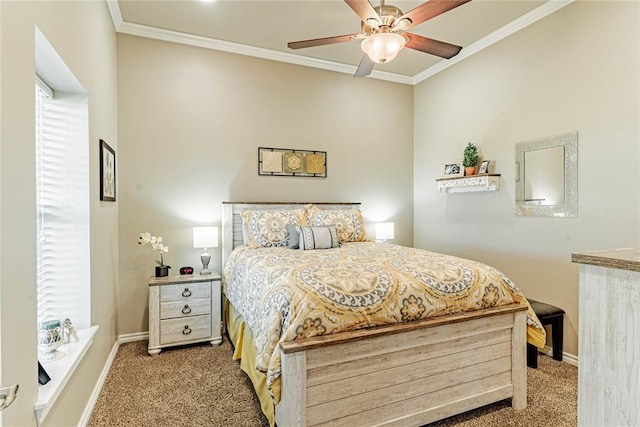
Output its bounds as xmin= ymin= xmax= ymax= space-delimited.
xmin=221 ymin=202 xmax=361 ymax=266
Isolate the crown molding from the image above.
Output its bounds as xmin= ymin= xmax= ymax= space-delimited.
xmin=116 ymin=21 xmax=413 ymax=85
xmin=106 ymin=0 xmax=574 ymax=87
xmin=412 ymin=0 xmax=576 ymax=85
xmin=106 ymin=0 xmax=123 ymax=32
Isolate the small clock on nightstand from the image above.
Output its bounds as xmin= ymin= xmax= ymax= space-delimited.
xmin=147 ymin=272 xmax=222 ymax=356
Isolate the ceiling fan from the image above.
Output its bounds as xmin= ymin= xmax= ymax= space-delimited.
xmin=288 ymin=0 xmax=471 ymax=77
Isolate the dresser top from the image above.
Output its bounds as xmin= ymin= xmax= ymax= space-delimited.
xmin=148 ymin=272 xmax=221 ymax=286
xmin=572 ymin=248 xmax=640 ymax=273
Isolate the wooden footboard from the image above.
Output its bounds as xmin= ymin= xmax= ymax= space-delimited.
xmin=276 ymin=304 xmax=527 ymax=427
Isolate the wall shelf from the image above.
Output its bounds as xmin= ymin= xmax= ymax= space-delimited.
xmin=436 ymin=174 xmax=501 ymax=193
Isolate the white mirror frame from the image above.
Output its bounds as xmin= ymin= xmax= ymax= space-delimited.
xmin=515 ymin=131 xmax=578 ymax=217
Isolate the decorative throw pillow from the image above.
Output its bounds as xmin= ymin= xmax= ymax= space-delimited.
xmin=286 ymin=224 xmax=300 ymax=249
xmin=241 ymin=209 xmax=307 ymax=248
xmin=305 ymin=205 xmax=367 ymax=243
xmin=298 ymin=226 xmax=340 ymax=250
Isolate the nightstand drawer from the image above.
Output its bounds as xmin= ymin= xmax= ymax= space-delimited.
xmin=160 ymin=281 xmax=211 ymax=301
xmin=161 ymin=297 xmax=211 ymax=319
xmin=160 ymin=315 xmax=212 ymax=345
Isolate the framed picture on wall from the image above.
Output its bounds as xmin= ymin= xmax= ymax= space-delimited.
xmin=258 ymin=147 xmax=327 ymax=178
xmin=478 ymin=159 xmax=490 ymax=174
xmin=100 ymin=139 xmax=116 ymax=201
xmin=441 ymin=162 xmax=463 ymax=177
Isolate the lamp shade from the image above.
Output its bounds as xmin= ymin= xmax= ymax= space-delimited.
xmin=375 ymin=222 xmax=394 ymax=240
xmin=192 ymin=226 xmax=218 ymax=248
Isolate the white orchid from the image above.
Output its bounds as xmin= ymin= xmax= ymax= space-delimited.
xmin=138 ymin=232 xmax=169 ymax=266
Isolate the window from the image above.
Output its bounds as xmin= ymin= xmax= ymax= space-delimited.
xmin=34 ymin=27 xmax=96 ymax=423
xmin=35 ymin=77 xmax=90 ymax=329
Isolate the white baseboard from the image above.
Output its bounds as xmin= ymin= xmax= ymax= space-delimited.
xmin=118 ymin=331 xmax=149 ymax=344
xmin=539 ymin=345 xmax=578 ymax=367
xmin=77 ymin=331 xmax=149 ymax=426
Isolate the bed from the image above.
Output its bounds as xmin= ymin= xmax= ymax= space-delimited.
xmin=221 ymin=202 xmax=545 ymax=427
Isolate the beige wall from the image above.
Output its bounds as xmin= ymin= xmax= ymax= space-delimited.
xmin=117 ymin=35 xmax=414 ymax=334
xmin=1 ymin=3 xmax=633 ymax=423
xmin=0 ymin=1 xmax=118 ymax=426
xmin=413 ymin=1 xmax=639 ymax=358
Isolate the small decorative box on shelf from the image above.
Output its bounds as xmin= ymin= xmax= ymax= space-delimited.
xmin=436 ymin=174 xmax=501 ymax=193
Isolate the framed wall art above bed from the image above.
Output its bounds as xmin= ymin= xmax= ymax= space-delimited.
xmin=258 ymin=147 xmax=327 ymax=178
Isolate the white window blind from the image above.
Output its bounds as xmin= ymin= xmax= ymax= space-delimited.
xmin=35 ymin=79 xmax=91 ymax=329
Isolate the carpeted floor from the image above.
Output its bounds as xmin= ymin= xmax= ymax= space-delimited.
xmin=88 ymin=339 xmax=269 ymax=427
xmin=88 ymin=338 xmax=577 ymax=426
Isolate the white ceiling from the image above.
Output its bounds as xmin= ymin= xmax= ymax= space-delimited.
xmin=109 ymin=0 xmax=573 ymax=85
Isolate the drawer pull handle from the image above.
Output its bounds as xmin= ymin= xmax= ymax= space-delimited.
xmin=182 ymin=288 xmax=192 ymax=297
xmin=182 ymin=326 xmax=192 ymax=335
xmin=182 ymin=305 xmax=192 ymax=315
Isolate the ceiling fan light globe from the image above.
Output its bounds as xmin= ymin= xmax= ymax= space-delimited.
xmin=393 ymin=17 xmax=412 ymax=31
xmin=365 ymin=17 xmax=381 ymax=29
xmin=361 ymin=33 xmax=406 ymax=64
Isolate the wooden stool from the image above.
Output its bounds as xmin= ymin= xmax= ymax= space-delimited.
xmin=527 ymin=299 xmax=565 ymax=369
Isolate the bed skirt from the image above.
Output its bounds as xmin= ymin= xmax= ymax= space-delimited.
xmin=225 ymin=299 xmax=276 ymax=426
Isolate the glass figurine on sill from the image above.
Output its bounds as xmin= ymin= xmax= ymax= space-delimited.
xmin=61 ymin=318 xmax=79 ymax=343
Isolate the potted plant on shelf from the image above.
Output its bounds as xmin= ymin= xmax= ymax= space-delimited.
xmin=463 ymin=143 xmax=479 ymax=176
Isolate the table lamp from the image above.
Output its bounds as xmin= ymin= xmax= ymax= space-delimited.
xmin=375 ymin=222 xmax=394 ymax=243
xmin=192 ymin=226 xmax=218 ymax=275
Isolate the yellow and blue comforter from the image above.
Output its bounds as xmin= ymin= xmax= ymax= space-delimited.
xmin=223 ymin=242 xmax=546 ymax=402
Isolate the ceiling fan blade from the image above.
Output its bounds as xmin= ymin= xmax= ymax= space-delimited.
xmin=354 ymin=54 xmax=375 ymax=78
xmin=405 ymin=33 xmax=462 ymax=59
xmin=395 ymin=0 xmax=471 ymax=29
xmin=288 ymin=34 xmax=359 ymax=50
xmin=344 ymin=0 xmax=381 ymax=26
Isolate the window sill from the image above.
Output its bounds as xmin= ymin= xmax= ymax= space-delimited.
xmin=35 ymin=325 xmax=99 ymax=425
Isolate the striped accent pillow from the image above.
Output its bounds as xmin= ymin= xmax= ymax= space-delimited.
xmin=298 ymin=226 xmax=340 ymax=250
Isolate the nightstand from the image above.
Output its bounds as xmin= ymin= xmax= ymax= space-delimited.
xmin=147 ymin=273 xmax=222 ymax=356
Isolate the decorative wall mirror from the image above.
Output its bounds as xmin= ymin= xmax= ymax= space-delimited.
xmin=515 ymin=131 xmax=578 ymax=217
